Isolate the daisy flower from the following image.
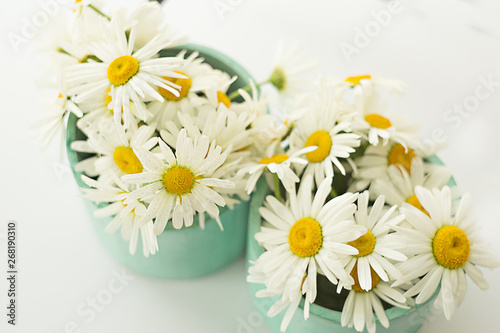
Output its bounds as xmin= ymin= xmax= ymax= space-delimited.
xmin=32 ymin=91 xmax=83 ymax=151
xmin=395 ymin=186 xmax=500 ymax=319
xmin=160 ymin=106 xmax=257 ymax=216
xmin=161 ymin=107 xmax=256 ymax=219
xmin=248 ymin=176 xmax=366 ymax=332
xmin=371 ymin=157 xmax=452 ymax=211
xmin=239 ymin=147 xmax=314 ymax=195
xmin=349 ymin=141 xmax=423 ymax=192
xmin=81 ymin=172 xmax=158 ymax=257
xmin=148 ymin=50 xmax=220 ymax=130
xmin=290 ymin=97 xmax=360 ymax=186
xmin=341 ymin=265 xmax=409 ymax=333
xmin=267 ymin=41 xmax=317 ymax=102
xmin=343 ymin=191 xmax=407 ymax=292
xmin=160 ymin=105 xmax=256 ymax=185
xmin=198 ymin=69 xmax=237 ymax=110
xmin=350 ymin=91 xmax=421 ymax=148
xmin=335 ymin=73 xmax=407 ymax=97
xmin=64 ymin=16 xmax=185 ymax=128
xmin=120 ymin=129 xmax=235 ymax=233
xmin=71 ymin=120 xmax=157 ymax=180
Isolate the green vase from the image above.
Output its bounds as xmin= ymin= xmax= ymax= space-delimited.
xmin=66 ymin=44 xmax=254 ymax=279
xmin=246 ymin=156 xmax=454 ymax=332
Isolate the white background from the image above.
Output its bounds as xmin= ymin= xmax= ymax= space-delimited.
xmin=1 ymin=0 xmax=500 ymax=332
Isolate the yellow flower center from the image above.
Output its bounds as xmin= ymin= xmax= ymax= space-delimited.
xmin=348 ymin=231 xmax=376 ymax=257
xmin=162 ymin=165 xmax=195 ymax=195
xmin=288 ymin=217 xmax=323 ymax=258
xmin=406 ymin=195 xmax=430 ymax=216
xmin=388 ymin=144 xmax=415 ymax=173
xmin=113 ymin=147 xmax=143 ymax=174
xmin=159 ymin=71 xmax=192 ymax=101
xmin=217 ymin=91 xmax=231 ymax=108
xmin=107 ymin=55 xmax=139 ymax=86
xmin=432 ymin=225 xmax=470 ymax=269
xmin=364 ymin=114 xmax=392 ymax=129
xmin=304 ymin=130 xmax=332 ymax=163
xmin=345 ymin=74 xmax=371 ymax=85
xmin=351 ymin=262 xmax=380 ymax=292
xmin=258 ymin=154 xmax=289 ymax=165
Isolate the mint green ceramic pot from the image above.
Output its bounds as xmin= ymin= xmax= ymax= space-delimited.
xmin=66 ymin=44 xmax=253 ymax=279
xmin=247 ymin=156 xmax=454 ymax=332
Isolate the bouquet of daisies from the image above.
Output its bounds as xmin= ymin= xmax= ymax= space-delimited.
xmin=34 ymin=1 xmax=498 ymax=332
xmin=244 ymin=74 xmax=499 ymax=332
xmin=34 ymin=1 xmax=281 ymax=257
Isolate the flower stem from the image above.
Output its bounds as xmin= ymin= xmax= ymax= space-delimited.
xmin=88 ymin=4 xmax=111 ymax=21
xmin=228 ymin=81 xmax=267 ymax=101
xmin=273 ymin=173 xmax=283 ymax=202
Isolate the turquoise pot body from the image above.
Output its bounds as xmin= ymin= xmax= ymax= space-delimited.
xmin=66 ymin=44 xmax=253 ymax=279
xmin=247 ymin=155 xmax=453 ymax=332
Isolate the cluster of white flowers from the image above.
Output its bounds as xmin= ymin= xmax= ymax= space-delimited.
xmin=35 ymin=2 xmax=284 ymax=257
xmin=34 ymin=2 xmax=498 ymax=332
xmin=247 ymin=73 xmax=499 ymax=332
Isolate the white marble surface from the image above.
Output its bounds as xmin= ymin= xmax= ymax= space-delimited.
xmin=1 ymin=0 xmax=499 ymax=332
